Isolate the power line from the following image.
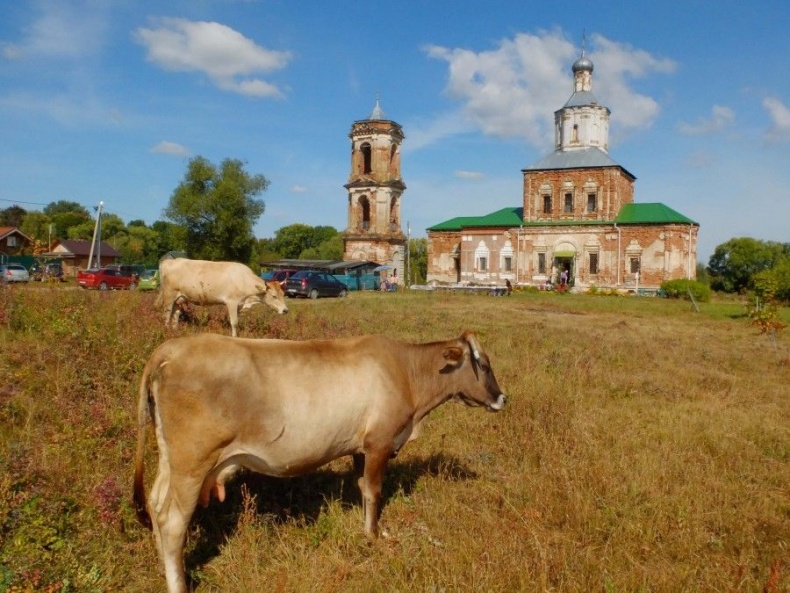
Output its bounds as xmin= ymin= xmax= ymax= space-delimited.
xmin=0 ymin=198 xmax=50 ymax=207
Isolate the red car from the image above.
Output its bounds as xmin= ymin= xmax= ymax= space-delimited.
xmin=77 ymin=267 xmax=137 ymax=290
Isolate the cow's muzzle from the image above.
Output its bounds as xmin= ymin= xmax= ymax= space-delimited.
xmin=487 ymin=393 xmax=507 ymax=412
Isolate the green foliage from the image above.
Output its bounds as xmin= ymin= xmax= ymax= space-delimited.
xmin=407 ymin=238 xmax=428 ymax=284
xmin=19 ymin=211 xmax=52 ymax=244
xmin=0 ymin=205 xmax=27 ymax=227
xmin=748 ymin=275 xmax=787 ymax=336
xmin=300 ymin=234 xmax=343 ymax=260
xmin=660 ymin=279 xmax=712 ymax=302
xmin=269 ymin=224 xmax=340 ymax=260
xmin=708 ymin=237 xmax=789 ymax=294
xmin=165 ymin=156 xmax=268 ymax=262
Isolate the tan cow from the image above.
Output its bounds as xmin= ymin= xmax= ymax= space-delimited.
xmin=158 ymin=258 xmax=288 ymax=337
xmin=133 ymin=331 xmax=506 ymax=593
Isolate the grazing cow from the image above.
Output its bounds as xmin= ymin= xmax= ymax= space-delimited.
xmin=158 ymin=258 xmax=288 ymax=337
xmin=133 ymin=331 xmax=506 ymax=593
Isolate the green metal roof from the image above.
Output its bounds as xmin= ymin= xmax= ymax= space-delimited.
xmin=428 ymin=203 xmax=697 ymax=232
xmin=427 ymin=207 xmax=523 ymax=231
xmin=615 ymin=203 xmax=697 ymax=225
xmin=427 ymin=216 xmax=480 ymax=232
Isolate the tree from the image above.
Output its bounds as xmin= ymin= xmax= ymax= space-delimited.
xmin=151 ymin=221 xmax=181 ymax=256
xmin=299 ymin=234 xmax=344 ymax=260
xmin=20 ymin=212 xmax=52 ymax=245
xmin=0 ymin=205 xmax=27 ymax=228
xmin=408 ymin=238 xmax=428 ymax=284
xmin=165 ymin=157 xmax=268 ymax=262
xmin=44 ymin=201 xmax=92 ymax=240
xmin=269 ymin=224 xmax=339 ymax=259
xmin=707 ymin=238 xmax=789 ymax=294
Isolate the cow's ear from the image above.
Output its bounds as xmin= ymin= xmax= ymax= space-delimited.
xmin=439 ymin=346 xmax=464 ymax=374
xmin=443 ymin=346 xmax=464 ymax=365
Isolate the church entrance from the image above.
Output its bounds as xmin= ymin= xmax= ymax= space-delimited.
xmin=553 ymin=253 xmax=574 ymax=287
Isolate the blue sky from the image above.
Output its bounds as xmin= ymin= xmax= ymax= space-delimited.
xmin=1 ymin=1 xmax=788 ymax=262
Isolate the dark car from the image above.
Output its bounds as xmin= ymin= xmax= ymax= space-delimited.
xmin=31 ymin=262 xmax=64 ymax=282
xmin=261 ymin=269 xmax=298 ymax=287
xmin=284 ymin=271 xmax=348 ymax=299
xmin=105 ymin=264 xmax=142 ymax=281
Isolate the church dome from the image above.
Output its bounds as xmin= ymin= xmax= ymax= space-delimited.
xmin=572 ymin=55 xmax=594 ymax=74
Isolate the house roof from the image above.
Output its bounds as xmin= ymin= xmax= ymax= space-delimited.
xmin=0 ymin=226 xmax=33 ymax=242
xmin=523 ymin=146 xmax=635 ymax=179
xmin=261 ymin=258 xmax=380 ymax=271
xmin=428 ymin=203 xmax=697 ymax=232
xmin=54 ymin=239 xmax=122 ymax=258
xmin=615 ymin=203 xmax=698 ymax=225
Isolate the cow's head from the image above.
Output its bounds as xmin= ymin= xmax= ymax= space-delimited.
xmin=443 ymin=331 xmax=506 ymax=412
xmin=248 ymin=279 xmax=289 ymax=315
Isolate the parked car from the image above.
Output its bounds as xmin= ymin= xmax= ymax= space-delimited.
xmin=284 ymin=271 xmax=348 ymax=299
xmin=77 ymin=267 xmax=137 ymax=290
xmin=104 ymin=264 xmax=142 ymax=281
xmin=261 ymin=268 xmax=298 ymax=287
xmin=137 ymin=269 xmax=160 ymax=291
xmin=30 ymin=262 xmax=64 ymax=282
xmin=0 ymin=263 xmax=30 ymax=283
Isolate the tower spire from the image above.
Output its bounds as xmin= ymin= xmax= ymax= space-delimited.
xmin=369 ymin=94 xmax=385 ymax=120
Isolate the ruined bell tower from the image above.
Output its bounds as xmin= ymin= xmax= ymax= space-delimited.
xmin=342 ymin=99 xmax=406 ymax=282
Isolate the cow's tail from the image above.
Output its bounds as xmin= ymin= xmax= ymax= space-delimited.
xmin=133 ymin=358 xmax=156 ymax=530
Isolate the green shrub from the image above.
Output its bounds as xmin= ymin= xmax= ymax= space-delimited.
xmin=660 ymin=278 xmax=712 ymax=302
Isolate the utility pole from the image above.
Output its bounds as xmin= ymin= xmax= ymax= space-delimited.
xmin=406 ymin=221 xmax=411 ymax=287
xmin=87 ymin=201 xmax=104 ymax=269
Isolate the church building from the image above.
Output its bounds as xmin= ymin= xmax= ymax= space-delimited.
xmin=426 ymin=51 xmax=699 ymax=291
xmin=342 ymin=100 xmax=407 ymax=284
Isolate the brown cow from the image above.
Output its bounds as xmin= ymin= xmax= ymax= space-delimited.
xmin=158 ymin=258 xmax=288 ymax=337
xmin=133 ymin=331 xmax=506 ymax=593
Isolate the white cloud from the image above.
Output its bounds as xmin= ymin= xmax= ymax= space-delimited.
xmin=290 ymin=185 xmax=308 ymax=193
xmin=455 ymin=170 xmax=485 ymax=180
xmin=677 ymin=105 xmax=735 ymax=135
xmin=150 ymin=141 xmax=188 ymax=156
xmin=134 ymin=18 xmax=292 ymax=98
xmin=762 ymin=97 xmax=790 ymax=143
xmin=423 ymin=30 xmax=676 ymax=150
xmin=6 ymin=0 xmax=109 ymax=60
xmin=402 ymin=111 xmax=474 ymax=152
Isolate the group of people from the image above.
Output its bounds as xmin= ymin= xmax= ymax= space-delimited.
xmin=380 ymin=275 xmax=398 ymax=292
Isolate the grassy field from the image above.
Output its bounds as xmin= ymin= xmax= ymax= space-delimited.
xmin=0 ymin=284 xmax=787 ymax=592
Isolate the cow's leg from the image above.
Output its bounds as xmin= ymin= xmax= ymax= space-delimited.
xmin=149 ymin=471 xmax=202 ymax=593
xmin=358 ymin=450 xmax=390 ymax=537
xmin=227 ymin=301 xmax=240 ymax=337
xmin=163 ymin=293 xmax=180 ymax=330
xmin=353 ymin=453 xmax=366 ymax=514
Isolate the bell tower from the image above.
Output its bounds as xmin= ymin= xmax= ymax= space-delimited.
xmin=342 ymin=99 xmax=406 ymax=282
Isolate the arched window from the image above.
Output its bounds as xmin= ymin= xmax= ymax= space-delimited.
xmin=500 ymin=240 xmax=514 ymax=273
xmin=572 ymin=124 xmax=579 ymax=143
xmin=389 ymin=197 xmax=398 ymax=230
xmin=359 ymin=196 xmax=370 ymax=230
xmin=361 ymin=142 xmax=372 ymax=174
xmin=474 ymin=241 xmax=490 ymax=272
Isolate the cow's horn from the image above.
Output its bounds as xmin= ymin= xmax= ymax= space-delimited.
xmin=465 ymin=332 xmax=481 ymax=361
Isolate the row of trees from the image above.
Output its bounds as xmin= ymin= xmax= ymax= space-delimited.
xmin=2 ymin=156 xmax=785 ymax=296
xmin=1 ymin=156 xmax=430 ymax=283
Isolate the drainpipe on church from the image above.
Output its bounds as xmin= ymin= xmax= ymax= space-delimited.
xmin=516 ymin=225 xmax=522 ymax=285
xmin=614 ymin=223 xmax=622 ymax=287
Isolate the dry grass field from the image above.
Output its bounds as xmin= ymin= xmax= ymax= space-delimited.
xmin=0 ymin=284 xmax=788 ymax=592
